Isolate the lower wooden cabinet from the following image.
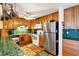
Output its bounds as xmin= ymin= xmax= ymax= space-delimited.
xmin=63 ymin=39 xmax=79 ymax=56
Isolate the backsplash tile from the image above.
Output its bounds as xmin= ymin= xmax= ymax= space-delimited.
xmin=63 ymin=29 xmax=79 ymax=41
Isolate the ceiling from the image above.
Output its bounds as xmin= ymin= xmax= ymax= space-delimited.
xmin=16 ymin=3 xmax=79 ymax=19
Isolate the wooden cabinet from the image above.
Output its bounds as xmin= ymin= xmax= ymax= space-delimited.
xmin=39 ymin=35 xmax=45 ymax=47
xmin=64 ymin=5 xmax=79 ymax=29
xmin=64 ymin=7 xmax=74 ymax=29
xmin=52 ymin=12 xmax=58 ymax=21
xmin=63 ymin=39 xmax=79 ymax=56
xmin=74 ymin=5 xmax=79 ymax=29
xmin=19 ymin=34 xmax=32 ymax=46
xmin=1 ymin=29 xmax=9 ymax=38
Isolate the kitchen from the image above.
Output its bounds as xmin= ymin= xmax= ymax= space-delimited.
xmin=0 ymin=3 xmax=59 ymax=56
xmin=0 ymin=3 xmax=79 ymax=56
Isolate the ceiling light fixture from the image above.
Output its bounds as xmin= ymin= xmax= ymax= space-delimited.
xmin=23 ymin=14 xmax=38 ymax=20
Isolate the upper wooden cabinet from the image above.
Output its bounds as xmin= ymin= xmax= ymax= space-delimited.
xmin=64 ymin=7 xmax=74 ymax=29
xmin=52 ymin=12 xmax=58 ymax=21
xmin=74 ymin=5 xmax=79 ymax=29
xmin=3 ymin=17 xmax=31 ymax=29
xmin=64 ymin=5 xmax=79 ymax=29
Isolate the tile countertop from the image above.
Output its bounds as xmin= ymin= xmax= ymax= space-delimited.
xmin=0 ymin=37 xmax=24 ymax=56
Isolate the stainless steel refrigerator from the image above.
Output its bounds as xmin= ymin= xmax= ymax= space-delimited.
xmin=43 ymin=21 xmax=58 ymax=55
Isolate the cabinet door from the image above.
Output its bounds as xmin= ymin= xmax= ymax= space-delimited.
xmin=63 ymin=39 xmax=79 ymax=56
xmin=74 ymin=5 xmax=79 ymax=29
xmin=64 ymin=8 xmax=74 ymax=29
